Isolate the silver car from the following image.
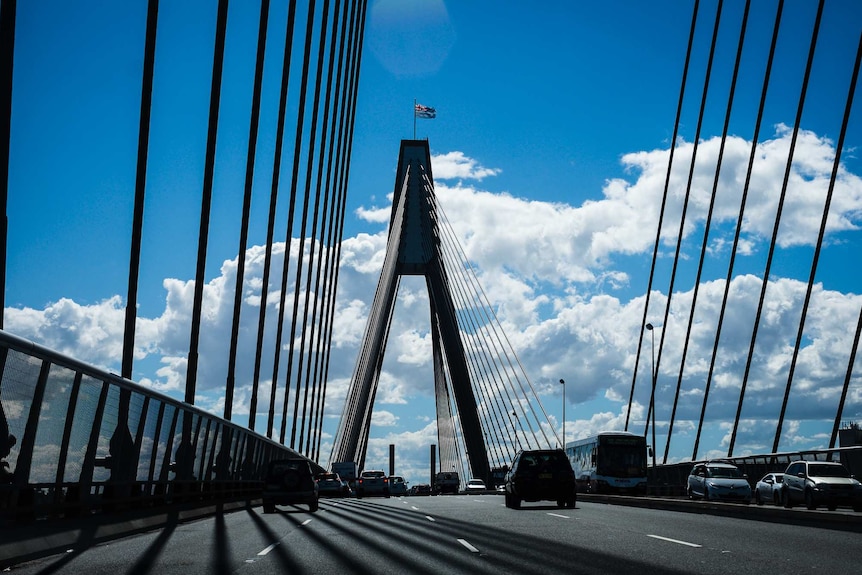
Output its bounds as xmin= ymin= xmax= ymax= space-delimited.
xmin=754 ymin=472 xmax=784 ymax=505
xmin=687 ymin=462 xmax=751 ymax=503
xmin=782 ymin=460 xmax=862 ymax=511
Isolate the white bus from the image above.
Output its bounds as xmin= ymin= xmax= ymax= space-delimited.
xmin=565 ymin=431 xmax=648 ymax=495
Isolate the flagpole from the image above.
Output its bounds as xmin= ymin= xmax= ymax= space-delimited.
xmin=413 ymin=99 xmax=416 ymax=139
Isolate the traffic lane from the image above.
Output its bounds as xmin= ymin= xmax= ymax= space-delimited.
xmin=375 ymin=495 xmax=858 ymax=575
xmin=5 ymin=503 xmax=319 ymax=575
xmin=318 ymin=497 xmax=694 ymax=574
xmin=270 ymin=498 xmax=496 ymax=574
xmin=8 ymin=495 xmax=858 ymax=574
xmin=566 ymin=500 xmax=858 ymax=574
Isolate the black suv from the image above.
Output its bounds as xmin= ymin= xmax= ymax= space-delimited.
xmin=504 ymin=449 xmax=577 ymax=509
xmin=262 ymin=458 xmax=319 ymax=513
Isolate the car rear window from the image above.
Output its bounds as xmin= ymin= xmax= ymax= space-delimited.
xmin=520 ymin=451 xmax=570 ymax=470
xmin=269 ymin=461 xmax=303 ymax=477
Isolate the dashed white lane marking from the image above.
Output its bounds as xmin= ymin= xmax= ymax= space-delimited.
xmin=457 ymin=539 xmax=480 ymax=553
xmin=411 ymin=506 xmax=420 ymax=510
xmin=257 ymin=519 xmax=312 ymax=556
xmin=647 ymin=534 xmax=702 ymax=548
xmin=546 ymin=513 xmax=570 ymax=519
xmin=425 ymin=515 xmax=436 ymax=522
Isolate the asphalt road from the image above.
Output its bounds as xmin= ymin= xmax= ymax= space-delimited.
xmin=6 ymin=495 xmax=860 ymax=574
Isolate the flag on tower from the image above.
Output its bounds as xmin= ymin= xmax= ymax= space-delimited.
xmin=414 ymin=103 xmax=436 ymax=119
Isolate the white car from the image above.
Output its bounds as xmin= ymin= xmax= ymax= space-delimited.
xmin=465 ymin=478 xmax=486 ymax=494
xmin=754 ymin=472 xmax=784 ymax=505
xmin=687 ymin=462 xmax=751 ymax=503
xmin=782 ymin=460 xmax=862 ymax=511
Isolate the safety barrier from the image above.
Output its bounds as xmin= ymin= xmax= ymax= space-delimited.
xmin=649 ymin=445 xmax=862 ymax=493
xmin=0 ymin=330 xmax=317 ymax=525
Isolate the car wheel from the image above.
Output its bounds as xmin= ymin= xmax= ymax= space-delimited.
xmin=827 ymin=504 xmax=837 ymax=511
xmin=263 ymin=501 xmax=275 ymax=514
xmin=309 ymin=499 xmax=319 ymax=512
xmin=704 ymin=485 xmax=711 ymax=501
xmin=755 ymin=491 xmax=763 ymax=505
xmin=567 ymin=495 xmax=577 ymax=509
xmin=556 ymin=499 xmax=566 ymax=508
xmin=805 ymin=489 xmax=817 ymax=510
xmin=773 ymin=491 xmax=782 ymax=506
xmin=687 ymin=486 xmax=695 ymax=500
xmin=783 ymin=488 xmax=794 ymax=508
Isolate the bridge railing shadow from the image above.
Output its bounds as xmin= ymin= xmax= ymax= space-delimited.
xmin=0 ymin=329 xmax=315 ymax=526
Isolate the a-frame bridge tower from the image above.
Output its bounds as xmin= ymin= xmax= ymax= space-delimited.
xmin=331 ymin=140 xmax=491 ymax=483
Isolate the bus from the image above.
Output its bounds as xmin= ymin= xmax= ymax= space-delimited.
xmin=565 ymin=431 xmax=648 ymax=495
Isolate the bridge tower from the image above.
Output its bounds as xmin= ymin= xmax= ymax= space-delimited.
xmin=331 ymin=140 xmax=491 ymax=483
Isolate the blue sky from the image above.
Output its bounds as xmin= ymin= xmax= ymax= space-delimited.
xmin=6 ymin=0 xmax=862 ymax=484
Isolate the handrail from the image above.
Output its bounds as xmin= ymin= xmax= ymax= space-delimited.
xmin=0 ymin=329 xmax=319 ymax=524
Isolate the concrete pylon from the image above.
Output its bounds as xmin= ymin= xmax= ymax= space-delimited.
xmin=331 ymin=140 xmax=491 ymax=483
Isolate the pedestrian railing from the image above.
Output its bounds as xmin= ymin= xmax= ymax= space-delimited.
xmin=0 ymin=329 xmax=312 ymax=523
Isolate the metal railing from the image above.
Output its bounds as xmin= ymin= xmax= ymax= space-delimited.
xmin=649 ymin=445 xmax=862 ymax=496
xmin=0 ymin=330 xmax=317 ymax=523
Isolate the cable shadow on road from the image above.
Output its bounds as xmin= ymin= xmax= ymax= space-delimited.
xmin=285 ymin=501 xmax=447 ymax=575
xmin=27 ymin=510 xmax=181 ymax=575
xmin=332 ymin=499 xmax=693 ymax=575
xmin=244 ymin=503 xmax=307 ymax=573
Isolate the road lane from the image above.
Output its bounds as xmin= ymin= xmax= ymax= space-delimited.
xmin=5 ymin=495 xmax=860 ymax=574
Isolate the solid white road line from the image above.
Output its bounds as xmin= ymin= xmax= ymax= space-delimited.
xmin=647 ymin=534 xmax=702 ymax=548
xmin=457 ymin=539 xmax=480 ymax=553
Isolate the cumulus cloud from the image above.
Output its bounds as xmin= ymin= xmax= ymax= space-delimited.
xmin=431 ymin=151 xmax=501 ymax=181
xmin=5 ymin=127 xmax=862 ymax=477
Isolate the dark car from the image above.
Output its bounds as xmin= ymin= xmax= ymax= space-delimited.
xmin=410 ymin=484 xmax=432 ymax=496
xmin=504 ymin=449 xmax=576 ymax=509
xmin=316 ymin=472 xmax=351 ymax=498
xmin=782 ymin=460 xmax=862 ymax=511
xmin=356 ymin=469 xmax=390 ymax=498
xmin=262 ymin=458 xmax=319 ymax=513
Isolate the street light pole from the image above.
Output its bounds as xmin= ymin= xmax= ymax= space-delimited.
xmin=645 ymin=323 xmax=657 ymax=470
xmin=559 ymin=379 xmax=566 ymax=449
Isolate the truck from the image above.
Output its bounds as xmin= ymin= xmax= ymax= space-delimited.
xmin=434 ymin=471 xmax=460 ymax=495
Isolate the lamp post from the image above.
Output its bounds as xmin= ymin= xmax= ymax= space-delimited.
xmin=559 ymin=379 xmax=566 ymax=449
xmin=645 ymin=323 xmax=657 ymax=470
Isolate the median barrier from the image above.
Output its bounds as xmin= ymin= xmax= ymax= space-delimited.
xmin=579 ymin=492 xmax=862 ymax=533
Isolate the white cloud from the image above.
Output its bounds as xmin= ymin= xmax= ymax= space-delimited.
xmin=5 ymin=128 xmax=862 ymax=476
xmin=431 ymin=151 xmax=501 ymax=181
